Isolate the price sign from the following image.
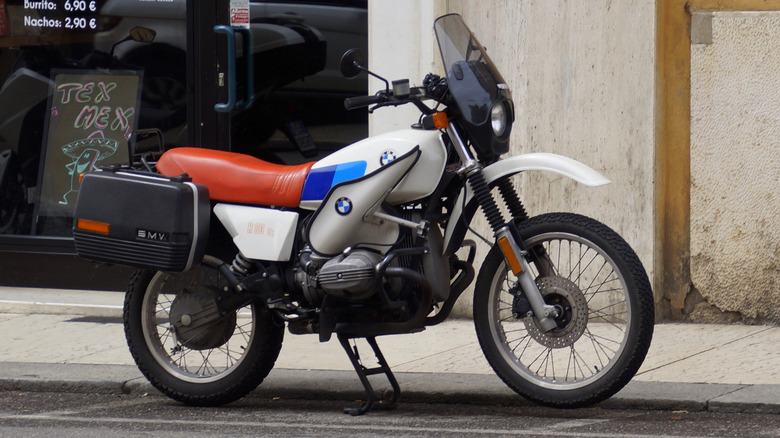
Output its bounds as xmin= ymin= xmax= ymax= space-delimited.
xmin=20 ymin=0 xmax=101 ymax=33
xmin=64 ymin=1 xmax=97 ymax=12
xmin=64 ymin=16 xmax=96 ymax=30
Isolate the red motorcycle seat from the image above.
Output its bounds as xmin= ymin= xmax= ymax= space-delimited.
xmin=157 ymin=147 xmax=315 ymax=208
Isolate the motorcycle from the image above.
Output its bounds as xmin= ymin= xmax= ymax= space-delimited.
xmin=73 ymin=13 xmax=654 ymax=415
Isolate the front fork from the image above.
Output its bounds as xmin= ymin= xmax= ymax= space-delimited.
xmin=447 ymin=124 xmax=559 ymax=333
xmin=494 ymin=225 xmax=559 ymax=332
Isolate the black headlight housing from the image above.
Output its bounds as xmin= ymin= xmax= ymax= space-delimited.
xmin=446 ymin=60 xmax=514 ymax=161
xmin=457 ymin=88 xmax=514 ymax=161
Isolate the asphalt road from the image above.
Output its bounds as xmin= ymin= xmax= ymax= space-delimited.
xmin=1 ymin=390 xmax=779 ymax=437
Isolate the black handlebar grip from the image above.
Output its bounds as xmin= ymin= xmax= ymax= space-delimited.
xmin=344 ymin=94 xmax=384 ymax=110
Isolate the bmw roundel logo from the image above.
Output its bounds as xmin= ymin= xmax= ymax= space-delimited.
xmin=335 ymin=197 xmax=353 ymax=215
xmin=379 ymin=150 xmax=397 ymax=166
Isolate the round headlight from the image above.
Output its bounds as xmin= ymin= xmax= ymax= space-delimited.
xmin=491 ymin=103 xmax=507 ymax=137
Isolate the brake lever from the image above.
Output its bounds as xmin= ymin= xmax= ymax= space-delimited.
xmin=367 ymin=88 xmax=433 ymax=114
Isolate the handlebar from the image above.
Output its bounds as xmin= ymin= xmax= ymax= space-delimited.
xmin=343 ymin=85 xmax=438 ymax=115
xmin=344 ymin=93 xmax=388 ymax=110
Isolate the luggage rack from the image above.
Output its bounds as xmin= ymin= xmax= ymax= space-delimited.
xmin=110 ymin=128 xmax=166 ymax=172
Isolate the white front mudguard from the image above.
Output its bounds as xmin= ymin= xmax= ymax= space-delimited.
xmin=442 ymin=152 xmax=611 ymax=254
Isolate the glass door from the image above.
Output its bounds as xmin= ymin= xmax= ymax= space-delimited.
xmin=0 ymin=0 xmax=366 ymax=288
xmin=0 ymin=0 xmax=191 ymax=245
xmin=186 ymin=0 xmax=230 ymax=151
xmin=188 ymin=0 xmax=368 ymax=163
xmin=0 ymin=0 xmax=193 ymax=286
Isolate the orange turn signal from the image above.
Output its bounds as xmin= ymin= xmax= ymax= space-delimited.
xmin=432 ymin=112 xmax=449 ymax=129
xmin=76 ymin=219 xmax=110 ymax=234
xmin=497 ymin=236 xmax=524 ymax=275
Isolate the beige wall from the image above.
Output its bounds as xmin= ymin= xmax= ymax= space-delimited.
xmin=448 ymin=0 xmax=655 ymax=261
xmin=689 ymin=12 xmax=780 ymax=323
xmin=368 ymin=0 xmax=656 ymax=317
xmin=367 ymin=0 xmax=444 ymax=133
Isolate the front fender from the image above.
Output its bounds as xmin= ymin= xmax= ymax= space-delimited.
xmin=481 ymin=153 xmax=611 ymax=187
xmin=442 ymin=153 xmax=611 ymax=255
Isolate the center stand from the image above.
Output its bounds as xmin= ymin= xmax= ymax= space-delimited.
xmin=337 ymin=334 xmax=400 ymax=416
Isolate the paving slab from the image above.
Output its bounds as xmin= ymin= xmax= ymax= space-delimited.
xmin=0 ymin=314 xmax=131 ymax=365
xmin=634 ymin=324 xmax=780 ymax=385
xmin=0 ymin=287 xmax=123 ymax=317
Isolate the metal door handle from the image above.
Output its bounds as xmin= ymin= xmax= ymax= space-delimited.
xmin=213 ymin=25 xmax=254 ymax=112
xmin=213 ymin=25 xmax=236 ymax=112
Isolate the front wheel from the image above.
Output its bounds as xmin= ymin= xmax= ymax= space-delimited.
xmin=474 ymin=213 xmax=654 ymax=408
xmin=123 ymin=256 xmax=284 ymax=406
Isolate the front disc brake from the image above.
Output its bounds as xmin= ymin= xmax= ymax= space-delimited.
xmin=523 ymin=276 xmax=588 ymax=348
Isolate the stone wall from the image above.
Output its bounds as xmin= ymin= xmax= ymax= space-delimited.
xmin=368 ymin=0 xmax=656 ymax=318
xmin=689 ymin=12 xmax=780 ymax=324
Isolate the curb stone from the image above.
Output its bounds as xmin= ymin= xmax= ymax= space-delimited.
xmin=1 ymin=362 xmax=779 ymax=414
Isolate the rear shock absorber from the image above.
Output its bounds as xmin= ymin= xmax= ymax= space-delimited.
xmin=231 ymin=252 xmax=253 ymax=278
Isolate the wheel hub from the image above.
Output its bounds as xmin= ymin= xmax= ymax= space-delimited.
xmin=524 ymin=276 xmax=588 ymax=348
xmin=169 ymin=286 xmax=236 ymax=350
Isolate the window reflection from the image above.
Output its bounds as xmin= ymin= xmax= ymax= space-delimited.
xmin=0 ymin=0 xmax=366 ymax=239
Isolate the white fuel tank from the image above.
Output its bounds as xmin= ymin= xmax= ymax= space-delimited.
xmin=299 ymin=129 xmax=447 ymax=210
xmin=306 ymin=149 xmax=420 ymax=255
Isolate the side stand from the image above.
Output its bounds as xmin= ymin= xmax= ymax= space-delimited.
xmin=337 ymin=334 xmax=401 ymax=416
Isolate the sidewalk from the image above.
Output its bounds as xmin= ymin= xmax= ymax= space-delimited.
xmin=1 ymin=287 xmax=779 ymax=414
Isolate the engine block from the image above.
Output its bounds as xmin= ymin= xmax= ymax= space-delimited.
xmin=318 ymin=250 xmax=383 ymax=300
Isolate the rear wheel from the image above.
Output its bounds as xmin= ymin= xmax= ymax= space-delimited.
xmin=124 ymin=256 xmax=284 ymax=406
xmin=474 ymin=213 xmax=654 ymax=407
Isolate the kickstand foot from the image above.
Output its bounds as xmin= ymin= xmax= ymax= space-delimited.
xmin=337 ymin=334 xmax=400 ymax=416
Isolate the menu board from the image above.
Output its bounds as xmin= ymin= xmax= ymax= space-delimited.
xmin=37 ymin=69 xmax=142 ymax=217
xmin=25 ymin=1 xmax=98 ymax=30
xmin=1 ymin=0 xmax=102 ymax=38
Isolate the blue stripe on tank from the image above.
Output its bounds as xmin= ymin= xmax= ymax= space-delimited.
xmin=300 ymin=161 xmax=367 ymax=201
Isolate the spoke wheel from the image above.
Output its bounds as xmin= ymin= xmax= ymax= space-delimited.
xmin=474 ymin=213 xmax=654 ymax=408
xmin=124 ymin=256 xmax=283 ymax=406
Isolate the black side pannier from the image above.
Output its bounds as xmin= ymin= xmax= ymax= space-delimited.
xmin=73 ymin=169 xmax=209 ymax=272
